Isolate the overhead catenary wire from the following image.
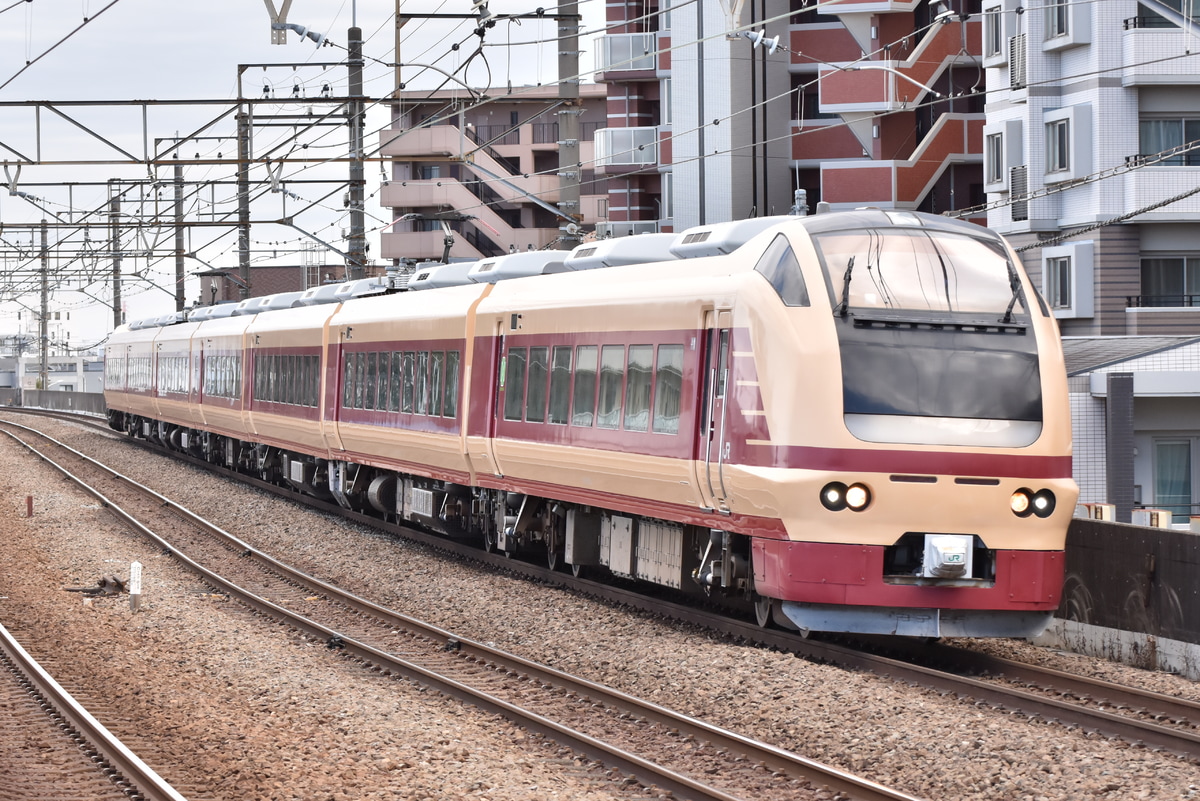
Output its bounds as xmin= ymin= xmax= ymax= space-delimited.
xmin=4 ymin=0 xmax=1197 ymax=329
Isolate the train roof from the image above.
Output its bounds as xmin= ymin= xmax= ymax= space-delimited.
xmin=467 ymin=251 xmax=566 ymax=284
xmin=111 ymin=211 xmax=1001 ymax=337
xmin=407 ymin=261 xmax=477 ymax=291
xmin=564 ymin=233 xmax=677 ymax=271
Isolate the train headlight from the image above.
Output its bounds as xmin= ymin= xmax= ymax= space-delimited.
xmin=1031 ymin=490 xmax=1056 ymax=518
xmin=846 ymin=483 xmax=872 ymax=511
xmin=820 ymin=482 xmax=848 ymax=511
xmin=1010 ymin=489 xmax=1033 ymax=517
xmin=820 ymin=482 xmax=871 ymax=512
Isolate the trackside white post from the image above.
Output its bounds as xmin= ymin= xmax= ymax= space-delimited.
xmin=129 ymin=561 xmax=143 ymax=612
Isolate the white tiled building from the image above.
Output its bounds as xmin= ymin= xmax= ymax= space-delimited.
xmin=985 ymin=2 xmax=1200 ymax=521
xmin=983 ymin=0 xmax=1200 ymax=337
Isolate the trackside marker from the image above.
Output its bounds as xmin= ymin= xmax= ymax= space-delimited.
xmin=129 ymin=561 xmax=143 ymax=612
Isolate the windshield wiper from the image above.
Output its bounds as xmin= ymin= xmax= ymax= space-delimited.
xmin=1001 ymin=260 xmax=1025 ymax=324
xmin=835 ymin=255 xmax=855 ymax=317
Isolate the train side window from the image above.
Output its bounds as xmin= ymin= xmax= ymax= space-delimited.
xmin=402 ymin=351 xmax=415 ymax=413
xmin=365 ymin=352 xmax=378 ymax=411
xmin=504 ymin=347 xmax=527 ymax=421
xmin=548 ymin=346 xmax=571 ymax=425
xmin=300 ymin=355 xmax=310 ymax=406
xmin=572 ymin=345 xmax=598 ymax=426
xmin=417 ymin=350 xmax=432 ymax=412
xmin=445 ymin=351 xmax=460 ymax=417
xmin=342 ymin=354 xmax=353 ymax=408
xmin=290 ymin=357 xmax=300 ymax=407
xmin=624 ymin=345 xmax=653 ymax=432
xmin=652 ymin=345 xmax=684 ymax=434
xmin=430 ymin=351 xmax=446 ymax=418
xmin=389 ymin=352 xmax=401 ymax=412
xmin=754 ymin=234 xmax=809 ymax=307
xmin=353 ymin=352 xmax=366 ymax=409
xmin=597 ymin=345 xmax=625 ymax=429
xmin=526 ymin=347 xmax=549 ymax=423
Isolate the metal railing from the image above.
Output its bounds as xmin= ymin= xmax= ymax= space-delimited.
xmin=1126 ymin=295 xmax=1200 ymax=308
xmin=1126 ymin=151 xmax=1200 ymax=167
xmin=1124 ymin=15 xmax=1183 ymax=29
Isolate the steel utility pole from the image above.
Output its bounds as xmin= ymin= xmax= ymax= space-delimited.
xmin=109 ymin=186 xmax=122 ymax=329
xmin=237 ymin=104 xmax=253 ymax=299
xmin=174 ymin=155 xmax=186 ymax=311
xmin=556 ymin=1 xmax=582 ymax=249
xmin=39 ymin=220 xmax=49 ymax=391
xmin=347 ymin=25 xmax=366 ymax=280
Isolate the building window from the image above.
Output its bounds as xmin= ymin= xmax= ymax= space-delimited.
xmin=1045 ymin=0 xmax=1068 ymax=38
xmin=1139 ymin=118 xmax=1200 ymax=165
xmin=1141 ymin=257 xmax=1200 ymax=306
xmin=986 ymin=132 xmax=1004 ymax=185
xmin=1155 ymin=439 xmax=1193 ymax=523
xmin=1045 ymin=256 xmax=1071 ymax=309
xmin=1046 ymin=118 xmax=1070 ymax=173
xmin=984 ymin=6 xmax=1003 ymax=56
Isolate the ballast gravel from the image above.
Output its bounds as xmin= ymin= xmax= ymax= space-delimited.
xmin=3 ymin=416 xmax=1200 ymax=801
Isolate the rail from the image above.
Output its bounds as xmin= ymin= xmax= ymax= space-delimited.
xmin=0 ymin=618 xmax=188 ymax=801
xmin=3 ymin=417 xmax=928 ymax=801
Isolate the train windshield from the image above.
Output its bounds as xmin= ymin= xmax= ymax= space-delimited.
xmin=813 ymin=228 xmax=1024 ymax=317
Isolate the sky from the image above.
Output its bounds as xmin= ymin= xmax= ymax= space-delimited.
xmin=0 ymin=0 xmax=603 ymax=353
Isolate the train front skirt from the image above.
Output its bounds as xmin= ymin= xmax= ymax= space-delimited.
xmin=779 ymin=603 xmax=1055 ymax=638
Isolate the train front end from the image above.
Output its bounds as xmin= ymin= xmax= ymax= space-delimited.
xmin=737 ymin=210 xmax=1077 ymax=638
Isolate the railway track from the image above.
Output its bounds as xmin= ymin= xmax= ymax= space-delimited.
xmin=16 ymin=409 xmax=1200 ymax=761
xmin=0 ymin=415 xmax=923 ymax=801
xmin=0 ymin=619 xmax=187 ymax=801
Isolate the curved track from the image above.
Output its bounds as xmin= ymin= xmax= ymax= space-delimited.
xmin=17 ymin=409 xmax=1200 ymax=760
xmin=0 ymin=619 xmax=187 ymax=801
xmin=0 ymin=414 xmax=922 ymax=801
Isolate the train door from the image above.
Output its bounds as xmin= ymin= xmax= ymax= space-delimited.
xmin=696 ymin=309 xmax=732 ymax=513
xmin=485 ymin=318 xmax=506 ymax=476
xmin=466 ymin=317 xmax=506 ymax=480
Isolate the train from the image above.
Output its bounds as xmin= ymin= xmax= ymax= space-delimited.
xmin=103 ymin=208 xmax=1078 ymax=638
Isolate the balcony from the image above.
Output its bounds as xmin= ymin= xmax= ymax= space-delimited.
xmin=595 ymin=220 xmax=660 ymax=238
xmin=595 ymin=32 xmax=657 ymax=77
xmin=1123 ymin=26 xmax=1200 ymax=86
xmin=1124 ymin=166 xmax=1200 ymax=220
xmin=594 ymin=126 xmax=659 ymax=170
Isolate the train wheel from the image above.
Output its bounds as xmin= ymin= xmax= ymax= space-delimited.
xmin=483 ymin=527 xmax=497 ymax=553
xmin=545 ymin=526 xmax=562 ymax=571
xmin=571 ymin=563 xmax=585 ymax=579
xmin=754 ymin=594 xmax=774 ymax=629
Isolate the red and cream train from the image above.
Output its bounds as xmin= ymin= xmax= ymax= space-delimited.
xmin=104 ymin=209 xmax=1078 ymax=638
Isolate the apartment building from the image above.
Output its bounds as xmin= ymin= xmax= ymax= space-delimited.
xmin=594 ymin=0 xmax=985 ymax=234
xmin=378 ymin=85 xmax=608 ymax=261
xmin=983 ymin=0 xmax=1200 ymax=520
